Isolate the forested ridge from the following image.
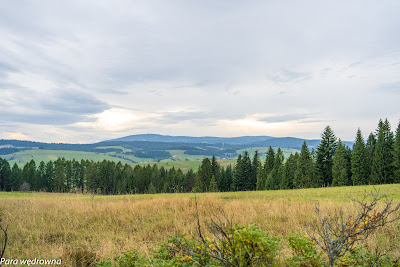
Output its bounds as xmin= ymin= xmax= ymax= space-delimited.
xmin=0 ymin=119 xmax=399 ymax=194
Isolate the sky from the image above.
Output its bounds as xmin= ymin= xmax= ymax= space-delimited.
xmin=1 ymin=0 xmax=400 ymax=143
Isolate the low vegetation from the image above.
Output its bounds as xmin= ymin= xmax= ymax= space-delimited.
xmin=0 ymin=185 xmax=399 ymax=266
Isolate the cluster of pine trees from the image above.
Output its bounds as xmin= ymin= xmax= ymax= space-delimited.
xmin=0 ymin=158 xmax=198 ymax=194
xmin=0 ymin=119 xmax=399 ymax=194
xmin=231 ymin=118 xmax=400 ymax=191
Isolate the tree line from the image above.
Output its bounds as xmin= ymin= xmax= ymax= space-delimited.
xmin=0 ymin=118 xmax=399 ymax=194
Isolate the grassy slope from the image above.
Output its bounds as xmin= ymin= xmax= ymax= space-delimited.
xmin=3 ymin=149 xmax=134 ymax=166
xmin=0 ymin=184 xmax=399 ymax=264
xmin=1 ymin=146 xmax=299 ymax=171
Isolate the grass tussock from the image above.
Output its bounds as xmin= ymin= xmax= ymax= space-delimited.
xmin=0 ymin=184 xmax=399 ymax=265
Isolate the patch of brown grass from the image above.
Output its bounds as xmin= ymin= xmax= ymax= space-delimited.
xmin=0 ymin=184 xmax=399 ymax=265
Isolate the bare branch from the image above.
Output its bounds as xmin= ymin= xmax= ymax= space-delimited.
xmin=0 ymin=218 xmax=8 ymax=262
xmin=306 ymin=188 xmax=400 ymax=267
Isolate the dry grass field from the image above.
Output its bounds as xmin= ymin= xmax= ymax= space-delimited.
xmin=0 ymin=184 xmax=399 ymax=265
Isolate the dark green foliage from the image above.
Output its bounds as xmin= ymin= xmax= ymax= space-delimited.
xmin=208 ymin=176 xmax=218 ymax=192
xmin=315 ymin=126 xmax=337 ymax=187
xmin=371 ymin=119 xmax=395 ymax=184
xmin=265 ymin=148 xmax=284 ymax=190
xmin=255 ymin=160 xmax=265 ymax=190
xmin=22 ymin=160 xmax=36 ymax=191
xmin=223 ymin=165 xmax=233 ymax=192
xmin=233 ymin=152 xmax=253 ymax=191
xmin=0 ymin=158 xmax=11 ymax=191
xmin=351 ymin=129 xmax=368 ymax=185
xmin=332 ymin=140 xmax=350 ymax=187
xmin=250 ymin=151 xmax=259 ymax=190
xmin=365 ymin=132 xmax=376 ymax=183
xmin=195 ymin=158 xmax=213 ymax=192
xmin=280 ymin=153 xmax=298 ymax=189
xmin=294 ymin=141 xmax=314 ymax=188
xmin=53 ymin=159 xmax=66 ymax=192
xmin=10 ymin=163 xmax=22 ymax=191
xmin=394 ymin=121 xmax=400 ymax=183
xmin=264 ymin=146 xmax=275 ymax=179
xmin=210 ymin=155 xmax=221 ymax=191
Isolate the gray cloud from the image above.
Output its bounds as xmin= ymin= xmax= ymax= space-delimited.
xmin=377 ymin=82 xmax=400 ymax=94
xmin=267 ymin=70 xmax=311 ymax=84
xmin=0 ymin=1 xmax=399 ymax=142
xmin=39 ymin=90 xmax=109 ymax=115
xmin=256 ymin=114 xmax=315 ymax=123
xmin=0 ymin=62 xmax=17 ymax=78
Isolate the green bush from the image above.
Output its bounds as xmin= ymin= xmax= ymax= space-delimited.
xmin=287 ymin=234 xmax=324 ymax=266
xmin=337 ymin=246 xmax=400 ymax=267
xmin=153 ymin=224 xmax=282 ymax=266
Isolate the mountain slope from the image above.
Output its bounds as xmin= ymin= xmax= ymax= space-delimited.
xmin=111 ymin=134 xmax=274 ymax=145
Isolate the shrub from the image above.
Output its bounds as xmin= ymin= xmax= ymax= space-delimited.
xmin=19 ymin=182 xmax=31 ymax=192
xmin=287 ymin=233 xmax=324 ymax=266
xmin=162 ymin=224 xmax=282 ymax=266
xmin=306 ymin=189 xmax=400 ymax=267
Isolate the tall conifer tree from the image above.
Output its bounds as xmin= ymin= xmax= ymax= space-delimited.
xmin=265 ymin=148 xmax=284 ymax=190
xmin=294 ymin=141 xmax=313 ymax=188
xmin=332 ymin=140 xmax=349 ymax=186
xmin=250 ymin=151 xmax=259 ymax=190
xmin=315 ymin=126 xmax=337 ymax=186
xmin=394 ymin=121 xmax=400 ymax=183
xmin=280 ymin=153 xmax=297 ymax=189
xmin=351 ymin=128 xmax=367 ymax=185
xmin=264 ymin=147 xmax=275 ymax=178
xmin=365 ymin=132 xmax=376 ymax=183
xmin=371 ymin=119 xmax=394 ymax=184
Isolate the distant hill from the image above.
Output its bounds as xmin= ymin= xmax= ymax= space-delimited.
xmin=0 ymin=134 xmax=354 ymax=166
xmin=111 ymin=134 xmax=274 ymax=145
xmin=110 ymin=134 xmax=353 ymax=149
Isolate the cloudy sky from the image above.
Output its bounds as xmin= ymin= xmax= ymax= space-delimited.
xmin=1 ymin=1 xmax=399 ymax=143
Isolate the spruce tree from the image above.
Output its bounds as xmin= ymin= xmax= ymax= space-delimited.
xmin=332 ymin=140 xmax=349 ymax=186
xmin=232 ymin=154 xmax=243 ymax=191
xmin=0 ymin=158 xmax=11 ymax=191
xmin=265 ymin=148 xmax=284 ymax=190
xmin=53 ymin=159 xmax=66 ymax=192
xmin=242 ymin=151 xmax=253 ymax=190
xmin=225 ymin=165 xmax=233 ymax=191
xmin=371 ymin=119 xmax=395 ymax=184
xmin=209 ymin=175 xmax=218 ymax=192
xmin=198 ymin=158 xmax=213 ymax=192
xmin=351 ymin=128 xmax=368 ymax=185
xmin=315 ymin=126 xmax=337 ymax=186
xmin=264 ymin=147 xmax=275 ymax=177
xmin=250 ymin=151 xmax=259 ymax=190
xmin=365 ymin=132 xmax=376 ymax=183
xmin=280 ymin=153 xmax=297 ymax=189
xmin=11 ymin=163 xmax=22 ymax=191
xmin=394 ymin=121 xmax=400 ymax=183
xmin=211 ymin=155 xmax=221 ymax=189
xmin=45 ymin=161 xmax=55 ymax=192
xmin=294 ymin=141 xmax=313 ymax=188
xmin=256 ymin=161 xmax=265 ymax=190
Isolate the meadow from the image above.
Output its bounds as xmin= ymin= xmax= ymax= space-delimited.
xmin=0 ymin=184 xmax=399 ymax=265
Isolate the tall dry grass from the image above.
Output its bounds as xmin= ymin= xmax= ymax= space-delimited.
xmin=0 ymin=184 xmax=399 ymax=265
